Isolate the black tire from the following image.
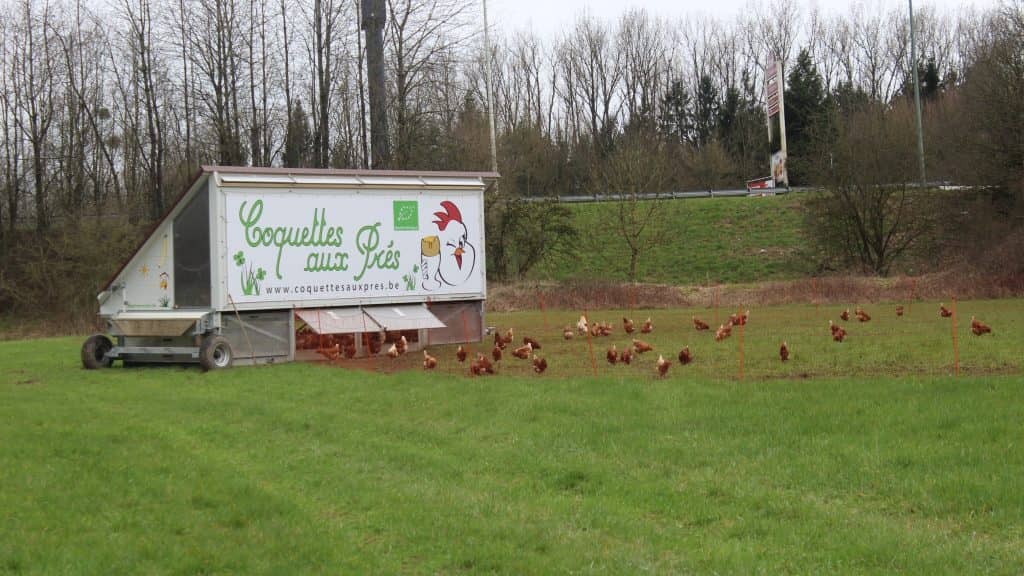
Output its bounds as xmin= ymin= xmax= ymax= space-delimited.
xmin=81 ymin=334 xmax=113 ymax=369
xmin=199 ymin=334 xmax=233 ymax=372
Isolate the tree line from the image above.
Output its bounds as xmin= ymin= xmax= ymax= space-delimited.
xmin=0 ymin=0 xmax=1020 ymax=298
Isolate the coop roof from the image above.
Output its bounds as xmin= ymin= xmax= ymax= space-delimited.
xmin=100 ymin=166 xmax=499 ymax=293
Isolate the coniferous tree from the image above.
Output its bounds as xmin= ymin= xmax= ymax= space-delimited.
xmin=283 ymin=101 xmax=312 ymax=168
xmin=659 ymin=79 xmax=692 ymax=145
xmin=693 ymin=75 xmax=719 ymax=148
xmin=784 ymin=48 xmax=826 ymax=184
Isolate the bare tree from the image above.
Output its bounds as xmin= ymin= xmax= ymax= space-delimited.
xmin=10 ymin=0 xmax=59 ymax=232
xmin=386 ymin=0 xmax=475 ymax=167
xmin=594 ymin=129 xmax=672 ymax=282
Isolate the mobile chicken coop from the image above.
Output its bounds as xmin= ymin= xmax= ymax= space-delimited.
xmin=82 ymin=166 xmax=496 ymax=370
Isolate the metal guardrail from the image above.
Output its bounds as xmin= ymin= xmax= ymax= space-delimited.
xmin=520 ymin=186 xmax=811 ymax=203
xmin=519 ymin=182 xmax=970 ymax=203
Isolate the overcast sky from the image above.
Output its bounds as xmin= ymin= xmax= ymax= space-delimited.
xmin=486 ymin=0 xmax=998 ymax=38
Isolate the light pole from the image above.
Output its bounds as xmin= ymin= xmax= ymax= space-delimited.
xmin=909 ymin=0 xmax=926 ymax=185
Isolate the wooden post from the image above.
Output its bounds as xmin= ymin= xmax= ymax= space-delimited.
xmin=951 ymin=296 xmax=960 ymax=376
xmin=539 ymin=291 xmax=549 ymax=330
xmin=360 ymin=306 xmax=376 ymax=372
xmin=909 ymin=277 xmax=917 ymax=315
xmin=737 ymin=306 xmax=744 ymax=382
xmin=584 ymin=310 xmax=597 ymax=377
xmin=425 ymin=297 xmax=432 ymax=347
xmin=714 ymin=284 xmax=720 ymax=327
xmin=812 ymin=277 xmax=819 ymax=311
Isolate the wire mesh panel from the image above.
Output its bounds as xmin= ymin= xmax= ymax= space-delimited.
xmin=425 ymin=300 xmax=483 ymax=345
xmin=222 ymin=310 xmax=292 ymax=361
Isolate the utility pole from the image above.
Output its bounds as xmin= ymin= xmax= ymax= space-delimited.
xmin=362 ymin=0 xmax=389 ymax=168
xmin=482 ymin=0 xmax=498 ymax=176
xmin=909 ymin=0 xmax=926 ymax=185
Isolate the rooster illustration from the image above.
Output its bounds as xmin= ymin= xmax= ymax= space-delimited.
xmin=423 ymin=201 xmax=476 ymax=288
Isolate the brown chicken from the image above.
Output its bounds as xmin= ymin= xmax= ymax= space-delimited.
xmin=678 ymin=346 xmax=693 ymax=365
xmin=367 ymin=337 xmax=382 ymax=355
xmin=830 ymin=321 xmax=847 ymax=342
xmin=395 ymin=335 xmax=408 ymax=354
xmin=779 ymin=342 xmax=789 ymax=362
xmin=640 ymin=317 xmax=653 ymax=334
xmin=563 ymin=326 xmax=574 ymax=340
xmin=854 ymin=307 xmax=871 ymax=322
xmin=422 ymin=350 xmax=438 ymax=370
xmin=714 ymin=324 xmax=732 ymax=341
xmin=532 ymin=355 xmax=548 ymax=374
xmin=471 ymin=353 xmax=495 ymax=376
xmin=343 ymin=341 xmax=357 ymax=359
xmin=511 ymin=342 xmax=533 ymax=360
xmin=840 ymin=309 xmax=850 ymax=321
xmin=623 ymin=317 xmax=635 ymax=334
xmin=523 ymin=336 xmax=542 ymax=350
xmin=606 ymin=344 xmax=618 ymax=365
xmin=632 ymin=339 xmax=653 ymax=353
xmin=318 ymin=344 xmax=340 ymax=361
xmin=729 ymin=310 xmax=749 ymax=326
xmin=600 ymin=323 xmax=614 ymax=337
xmin=895 ymin=305 xmax=905 ymax=317
xmin=619 ymin=347 xmax=633 ymax=365
xmin=494 ymin=332 xmax=506 ymax=350
xmin=492 ymin=345 xmax=503 ymax=362
xmin=692 ymin=316 xmax=710 ymax=331
xmin=940 ymin=303 xmax=952 ymax=318
xmin=971 ymin=316 xmax=992 ymax=336
xmin=656 ymin=355 xmax=670 ymax=377
xmin=386 ymin=343 xmax=399 ymax=358
xmin=456 ymin=345 xmax=467 ymax=362
xmin=504 ymin=328 xmax=515 ymax=346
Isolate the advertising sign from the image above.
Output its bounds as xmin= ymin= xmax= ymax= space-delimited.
xmin=224 ymin=190 xmax=484 ymax=304
xmin=766 ymin=59 xmax=789 ymax=188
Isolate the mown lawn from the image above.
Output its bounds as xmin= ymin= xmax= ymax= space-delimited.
xmin=1 ymin=300 xmax=1023 ymax=574
xmin=531 ymin=195 xmax=813 ymax=284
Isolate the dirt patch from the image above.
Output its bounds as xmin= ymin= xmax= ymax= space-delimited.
xmin=488 ymin=280 xmax=690 ymax=313
xmin=487 ymin=272 xmax=1024 ymax=312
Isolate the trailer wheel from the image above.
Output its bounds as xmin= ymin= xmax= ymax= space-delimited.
xmin=81 ymin=334 xmax=113 ymax=369
xmin=199 ymin=335 xmax=233 ymax=371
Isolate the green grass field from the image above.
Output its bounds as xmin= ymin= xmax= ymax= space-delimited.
xmin=2 ymin=299 xmax=1023 ymax=574
xmin=531 ymin=195 xmax=813 ymax=284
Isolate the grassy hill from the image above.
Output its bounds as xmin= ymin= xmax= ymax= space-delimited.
xmin=531 ymin=194 xmax=814 ymax=285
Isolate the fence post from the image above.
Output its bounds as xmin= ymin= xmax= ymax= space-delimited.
xmin=539 ymin=291 xmax=549 ymax=331
xmin=909 ymin=277 xmax=917 ymax=315
xmin=812 ymin=277 xmax=819 ymax=311
xmin=737 ymin=305 xmax=744 ymax=382
xmin=951 ymin=296 xmax=960 ymax=376
xmin=425 ymin=297 xmax=432 ymax=348
xmin=584 ymin=309 xmax=597 ymax=378
xmin=714 ymin=284 xmax=720 ymax=327
xmin=360 ymin=306 xmax=376 ymax=372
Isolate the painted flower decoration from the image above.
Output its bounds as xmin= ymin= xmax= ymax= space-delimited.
xmin=256 ymin=268 xmax=266 ymax=281
xmin=233 ymin=251 xmax=246 ymax=266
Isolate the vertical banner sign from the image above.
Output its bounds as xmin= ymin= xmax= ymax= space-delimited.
xmin=224 ymin=191 xmax=484 ymax=303
xmin=766 ymin=59 xmax=789 ymax=188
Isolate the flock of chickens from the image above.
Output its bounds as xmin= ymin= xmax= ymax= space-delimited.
xmin=310 ymin=301 xmax=994 ymax=377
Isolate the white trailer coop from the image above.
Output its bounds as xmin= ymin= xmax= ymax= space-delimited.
xmin=82 ymin=166 xmax=496 ymax=370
